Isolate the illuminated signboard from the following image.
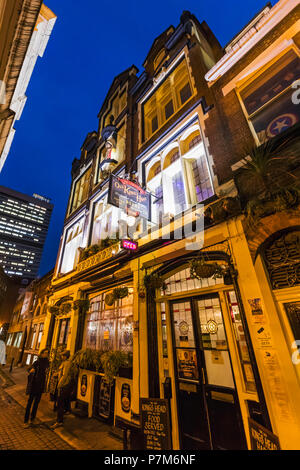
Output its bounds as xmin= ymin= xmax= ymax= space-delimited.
xmin=121 ymin=239 xmax=138 ymax=251
xmin=108 ymin=175 xmax=151 ymax=220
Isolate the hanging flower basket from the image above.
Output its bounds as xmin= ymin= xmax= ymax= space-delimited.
xmin=143 ymin=273 xmax=166 ymax=291
xmin=105 ymin=293 xmax=115 ymax=306
xmin=113 ymin=287 xmax=129 ymax=300
xmin=189 ymin=258 xmax=224 ymax=280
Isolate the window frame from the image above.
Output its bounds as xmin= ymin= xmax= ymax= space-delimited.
xmin=236 ymin=45 xmax=300 ymax=145
xmin=141 ymin=56 xmax=195 ymax=143
xmin=69 ymin=165 xmax=92 ymax=215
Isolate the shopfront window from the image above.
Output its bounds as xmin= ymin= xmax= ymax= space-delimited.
xmin=240 ymin=49 xmax=300 ymax=143
xmin=57 ymin=318 xmax=70 ymax=347
xmin=30 ymin=325 xmax=38 ymax=349
xmin=83 ymin=289 xmax=133 ymax=353
xmin=36 ymin=323 xmax=44 ymax=349
xmin=6 ymin=333 xmax=13 ymax=346
xmin=13 ymin=332 xmax=23 ymax=348
xmin=161 ymin=266 xmax=223 ymax=296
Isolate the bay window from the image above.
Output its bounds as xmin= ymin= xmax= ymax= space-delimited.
xmin=143 ymin=57 xmax=193 ymax=141
xmin=146 ymin=128 xmax=214 ymax=223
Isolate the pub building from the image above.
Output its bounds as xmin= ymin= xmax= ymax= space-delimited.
xmin=38 ymin=0 xmax=300 ymax=450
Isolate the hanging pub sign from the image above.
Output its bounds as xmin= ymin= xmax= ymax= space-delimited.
xmin=141 ymin=398 xmax=172 ymax=451
xmin=248 ymin=418 xmax=280 ymax=450
xmin=108 ymin=175 xmax=151 ymax=220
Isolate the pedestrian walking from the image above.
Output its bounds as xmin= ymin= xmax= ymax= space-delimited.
xmin=0 ymin=337 xmax=6 ymax=367
xmin=51 ymin=350 xmax=73 ymax=429
xmin=24 ymin=348 xmax=49 ymax=428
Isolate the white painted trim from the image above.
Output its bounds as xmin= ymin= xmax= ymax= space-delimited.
xmin=139 ymin=50 xmax=186 ymax=105
xmin=222 ymin=25 xmax=299 ymax=96
xmin=205 ymin=0 xmax=299 ymax=83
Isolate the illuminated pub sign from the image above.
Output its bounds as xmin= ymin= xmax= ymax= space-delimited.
xmin=108 ymin=175 xmax=151 ymax=220
xmin=121 ymin=239 xmax=138 ymax=251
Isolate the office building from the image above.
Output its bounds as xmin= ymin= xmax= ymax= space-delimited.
xmin=0 ymin=186 xmax=53 ymax=283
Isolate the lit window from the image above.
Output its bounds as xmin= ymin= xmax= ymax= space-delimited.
xmin=143 ymin=58 xmax=193 ymax=141
xmin=69 ymin=167 xmax=92 ymax=214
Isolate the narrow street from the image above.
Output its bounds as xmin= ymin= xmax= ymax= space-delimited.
xmin=0 ymin=367 xmax=122 ymax=451
xmin=0 ymin=382 xmax=73 ymax=450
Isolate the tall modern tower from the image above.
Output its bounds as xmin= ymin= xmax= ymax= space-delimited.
xmin=0 ymin=186 xmax=53 ymax=284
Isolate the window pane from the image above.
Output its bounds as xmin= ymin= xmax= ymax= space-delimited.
xmin=152 ymin=116 xmax=158 ymax=133
xmin=226 ymin=291 xmax=256 ymax=393
xmin=241 ymin=51 xmax=300 ymax=115
xmin=153 ymin=185 xmax=163 ymax=223
xmin=189 ymin=135 xmax=202 ymax=150
xmin=172 ymin=173 xmax=185 ymax=213
xmin=250 ymin=89 xmax=300 ymax=143
xmin=192 ymin=156 xmax=213 ymax=202
xmin=180 ymin=83 xmax=192 ymax=105
xmin=165 ymin=100 xmax=174 ymax=120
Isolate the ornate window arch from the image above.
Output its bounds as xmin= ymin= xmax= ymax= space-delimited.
xmin=262 ymin=228 xmax=300 ymax=290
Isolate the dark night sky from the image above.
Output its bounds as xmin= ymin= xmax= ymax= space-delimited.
xmin=0 ymin=0 xmax=276 ymax=277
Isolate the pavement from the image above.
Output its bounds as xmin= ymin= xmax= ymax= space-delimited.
xmin=0 ymin=365 xmax=123 ymax=451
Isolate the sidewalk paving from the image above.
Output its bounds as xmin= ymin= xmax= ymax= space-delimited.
xmin=0 ymin=365 xmax=123 ymax=451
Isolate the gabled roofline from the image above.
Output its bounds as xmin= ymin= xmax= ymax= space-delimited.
xmin=97 ymin=64 xmax=138 ymax=118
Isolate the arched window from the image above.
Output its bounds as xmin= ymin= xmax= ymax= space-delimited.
xmin=263 ymin=229 xmax=300 ymax=290
xmin=181 ymin=129 xmax=214 ymax=203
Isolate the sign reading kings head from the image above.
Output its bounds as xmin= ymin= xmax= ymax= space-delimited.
xmin=108 ymin=175 xmax=151 ymax=221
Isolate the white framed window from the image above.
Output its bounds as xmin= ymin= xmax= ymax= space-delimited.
xmin=143 ymin=57 xmax=194 ymax=142
xmin=145 ymin=126 xmax=214 ymax=223
xmin=91 ymin=196 xmax=120 ymax=245
xmin=60 ymin=218 xmax=84 ymax=274
xmin=238 ymin=47 xmax=300 ymax=143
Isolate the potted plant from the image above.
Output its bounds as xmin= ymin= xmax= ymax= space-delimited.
xmin=88 ymin=244 xmax=101 ymax=256
xmin=71 ymin=348 xmax=103 ymax=373
xmin=100 ymin=350 xmax=132 ymax=383
xmin=189 ymin=258 xmax=224 ymax=280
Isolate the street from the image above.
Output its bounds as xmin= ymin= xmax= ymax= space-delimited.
xmin=0 ymin=383 xmax=73 ymax=450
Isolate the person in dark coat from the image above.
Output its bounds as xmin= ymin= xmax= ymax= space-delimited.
xmin=24 ymin=349 xmax=49 ymax=427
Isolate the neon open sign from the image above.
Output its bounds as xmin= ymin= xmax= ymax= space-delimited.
xmin=121 ymin=239 xmax=138 ymax=251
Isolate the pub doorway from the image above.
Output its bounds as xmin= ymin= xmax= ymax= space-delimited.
xmin=170 ymin=293 xmax=247 ymax=450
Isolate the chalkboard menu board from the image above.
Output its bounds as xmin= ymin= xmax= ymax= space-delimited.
xmin=248 ymin=419 xmax=280 ymax=450
xmin=98 ymin=377 xmax=112 ymax=419
xmin=140 ymin=398 xmax=172 ymax=450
